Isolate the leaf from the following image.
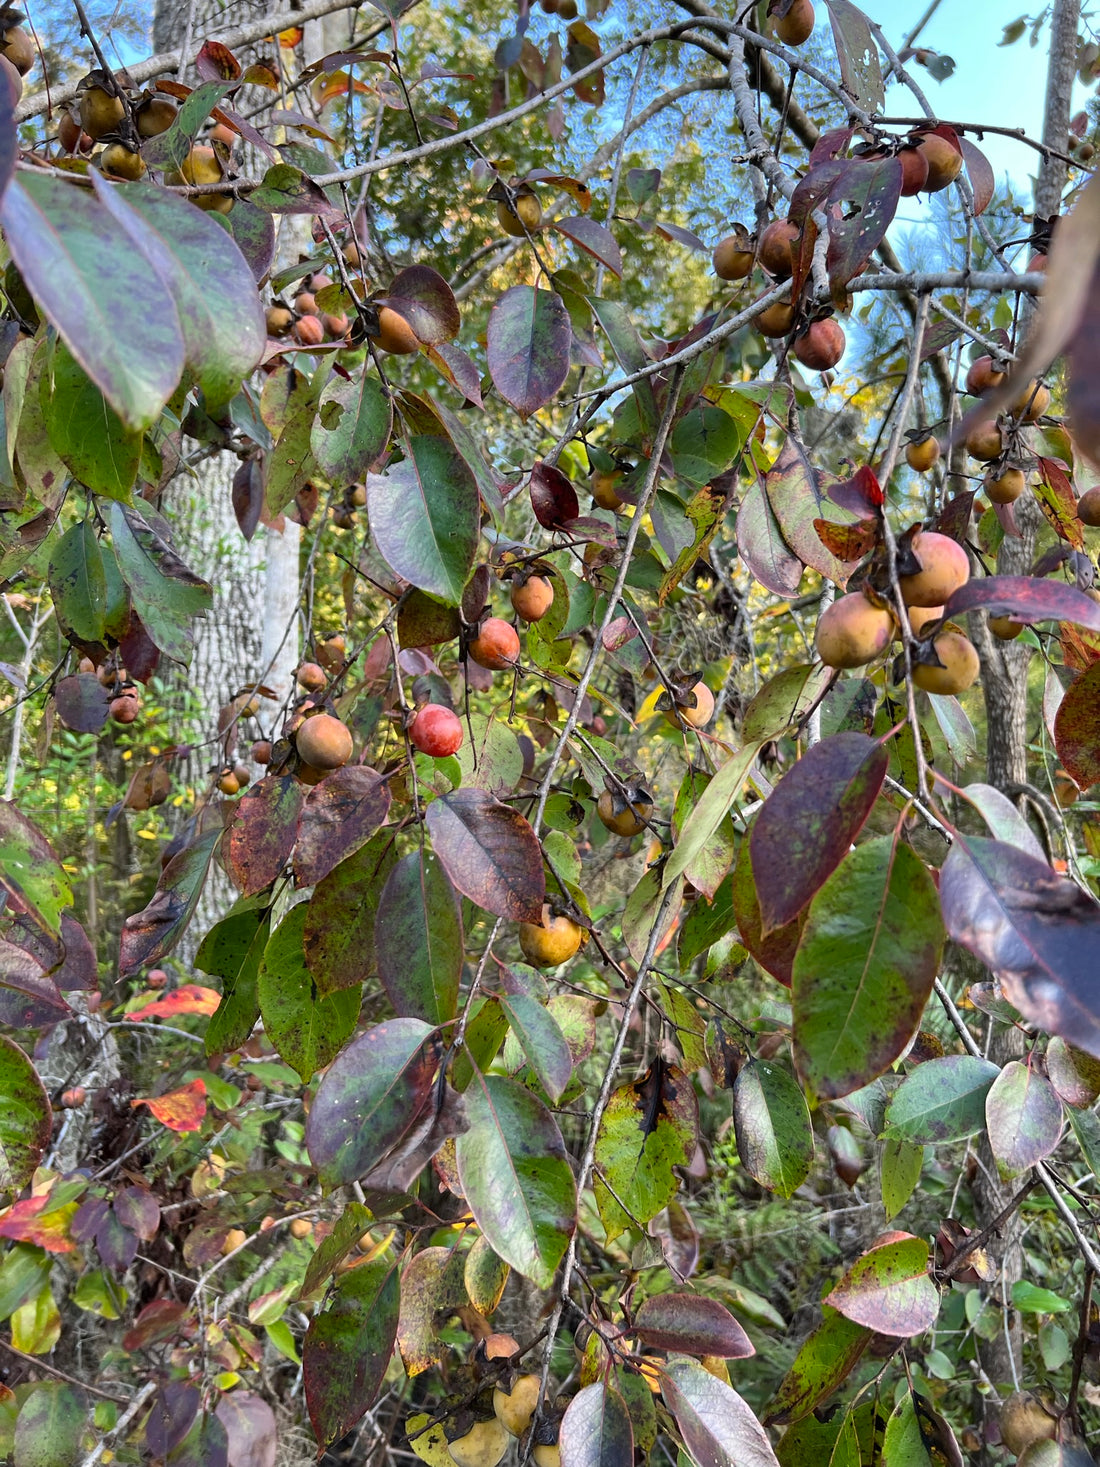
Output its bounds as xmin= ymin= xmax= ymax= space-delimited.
xmin=881 ymin=1136 xmax=923 ymax=1221
xmin=826 ymin=0 xmax=885 ymax=112
xmin=940 ymin=835 xmax=1100 ymax=1059
xmin=397 ymin=1246 xmax=469 ymax=1377
xmin=126 ymin=984 xmax=221 ymax=1020
xmin=1069 ymin=244 xmax=1100 ymax=469
xmin=766 ymin=439 xmax=857 ymax=585
xmin=741 ymin=664 xmax=834 ymax=746
xmin=0 ymin=803 xmax=73 ymax=938
xmin=118 ymin=829 xmax=219 ymax=976
xmin=733 ymin=1060 xmax=814 ymax=1199
xmin=304 ymin=832 xmax=397 ymax=995
xmin=196 ymin=902 xmax=270 ymax=1056
xmin=146 ymin=1385 xmax=200 ymax=1457
xmin=303 ymin=1260 xmax=399 ymax=1448
xmin=305 ymin=1019 xmax=438 ymax=1187
xmin=736 ymin=479 xmax=803 ymax=597
xmin=132 ymin=1078 xmax=207 ymax=1133
xmin=425 ymin=789 xmax=544 ymax=923
xmin=215 ymin=1393 xmax=276 ymax=1467
xmin=661 ymin=1359 xmax=779 ymax=1467
xmin=593 ymin=1060 xmax=698 ymax=1243
xmin=663 ymin=743 xmax=759 ymax=891
xmin=826 ymin=1233 xmax=939 ymax=1337
xmin=0 ymin=174 xmax=184 ymax=430
xmin=300 ymin=1202 xmax=372 ymax=1299
xmin=43 ymin=343 xmax=140 ymax=500
xmin=310 ymin=371 xmax=392 ymax=484
xmin=552 ymin=217 xmax=622 ymax=278
xmin=959 ymin=782 xmax=1045 ymax=860
xmin=1054 ymin=662 xmax=1100 ymax=790
xmin=486 ymin=286 xmax=571 ymax=420
xmin=633 ymin=1293 xmax=754 ymax=1359
xmin=378 ymin=266 xmax=460 ymax=345
xmin=750 ymin=733 xmax=889 ymax=935
xmin=52 ymin=675 xmax=110 ymax=735
xmin=13 ymin=1384 xmax=85 ymax=1467
xmin=530 ymin=460 xmax=580 ymax=530
xmin=730 ymin=834 xmax=806 ymax=987
xmin=765 ymin=1309 xmax=870 ymax=1425
xmin=250 ymin=164 xmax=340 ymax=220
xmin=374 ymin=851 xmax=462 ymax=1026
xmin=960 ymin=137 xmax=995 ymax=214
xmin=92 ymin=178 xmax=265 ymax=414
xmin=0 ymin=1037 xmax=52 ymax=1195
xmin=257 ymin=904 xmax=360 ymax=1081
xmin=559 ymin=1384 xmax=633 ymax=1467
xmin=825 ymin=158 xmax=902 ymax=295
xmin=1011 ymin=1281 xmax=1073 ymax=1314
xmin=499 ymin=991 xmax=573 ymax=1103
xmin=108 ymin=501 xmax=212 ymax=666
xmin=671 ymin=766 xmax=734 ymax=900
xmin=883 ymin=1055 xmax=1000 ymax=1143
xmin=225 ymin=776 xmax=304 ymax=897
xmin=985 ymin=1061 xmax=1064 ymax=1178
xmin=943 ymin=574 xmax=1100 ymax=630
xmin=292 ymin=766 xmax=391 ymax=887
xmin=455 ymin=1072 xmax=576 ymax=1288
xmin=367 ymin=436 xmax=479 ymax=604
xmin=791 ymin=840 xmax=944 ymax=1100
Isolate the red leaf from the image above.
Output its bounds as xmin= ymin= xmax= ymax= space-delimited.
xmin=1054 ymin=662 xmax=1100 ymax=789
xmin=827 ymin=464 xmax=884 ymax=514
xmin=425 ymin=789 xmax=545 ymax=924
xmin=123 ymin=1299 xmax=190 ymax=1352
xmin=749 ymin=733 xmax=889 ymax=935
xmin=195 ymin=40 xmax=241 ymax=81
xmin=132 ymin=1078 xmax=207 ymax=1133
xmin=0 ymin=1194 xmax=75 ymax=1252
xmin=53 ymin=674 xmax=110 ymax=733
xmin=530 ymin=460 xmax=580 ymax=530
xmin=126 ymin=984 xmax=221 ymax=1020
xmin=942 ymin=574 xmax=1100 ymax=630
xmin=960 ymin=137 xmax=994 ymax=216
xmin=634 ymin=1293 xmax=754 ymax=1359
xmin=293 ymin=766 xmax=392 ymax=887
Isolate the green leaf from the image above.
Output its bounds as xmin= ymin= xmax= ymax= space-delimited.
xmin=741 ymin=664 xmax=835 ymax=746
xmin=456 ymin=1072 xmax=576 ymax=1288
xmin=367 ymin=435 xmax=480 ymax=605
xmin=301 ymin=1202 xmax=374 ymax=1298
xmin=0 ymin=802 xmax=72 ymax=937
xmin=733 ymin=1060 xmax=814 ymax=1199
xmin=196 ymin=901 xmax=271 ymax=1057
xmin=765 ymin=1309 xmax=870 ymax=1426
xmin=96 ymin=179 xmax=266 ymax=414
xmin=1069 ymin=1104 xmax=1100 ymax=1178
xmin=985 ymin=1060 xmax=1064 ymax=1178
xmin=593 ymin=1061 xmax=698 ymax=1242
xmin=499 ymin=992 xmax=573 ymax=1103
xmin=1010 ymin=1281 xmax=1072 ymax=1314
xmin=13 ymin=1385 xmax=84 ymax=1467
xmin=881 ymin=1394 xmax=930 ymax=1467
xmin=881 ymin=1136 xmax=923 ymax=1221
xmin=303 ymin=1260 xmax=400 ymax=1449
xmin=43 ymin=343 xmax=141 ymax=500
xmin=108 ymin=500 xmax=212 ymax=666
xmin=0 ymin=1247 xmax=52 ymax=1324
xmin=672 ymin=765 xmax=735 ymax=899
xmin=310 ymin=370 xmax=392 ymax=483
xmin=792 ymin=840 xmax=945 ymax=1100
xmin=374 ymin=851 xmax=462 ymax=1026
xmin=257 ymin=904 xmax=360 ymax=1081
xmin=48 ymin=519 xmax=106 ymax=644
xmin=264 ymin=364 xmax=325 ymax=517
xmin=304 ymin=832 xmax=398 ymax=996
xmin=663 ymin=743 xmax=759 ymax=891
xmin=0 ymin=173 xmax=185 ymax=430
xmin=883 ymin=1055 xmax=1000 ymax=1144
xmin=669 ymin=405 xmax=743 ymax=485
xmin=0 ymin=1038 xmax=52 ymax=1197
xmin=678 ymin=872 xmax=739 ymax=969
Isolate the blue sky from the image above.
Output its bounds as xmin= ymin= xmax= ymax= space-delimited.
xmin=865 ymin=0 xmax=1091 ymax=192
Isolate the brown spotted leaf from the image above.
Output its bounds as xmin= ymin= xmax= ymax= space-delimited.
xmin=293 ymin=766 xmax=392 ymax=887
xmin=826 ymin=1233 xmax=939 ymax=1337
xmin=119 ymin=829 xmax=220 ymax=977
xmin=1054 ymin=662 xmax=1100 ymax=790
xmin=425 ymin=789 xmax=544 ymax=923
xmin=225 ymin=776 xmax=304 ymax=896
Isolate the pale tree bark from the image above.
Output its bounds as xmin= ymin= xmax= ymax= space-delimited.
xmin=965 ymin=0 xmax=1081 ymax=1400
xmin=150 ymin=0 xmax=363 ymax=957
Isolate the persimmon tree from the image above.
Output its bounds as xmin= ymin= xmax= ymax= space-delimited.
xmin=1 ymin=1 xmax=1100 ymax=1465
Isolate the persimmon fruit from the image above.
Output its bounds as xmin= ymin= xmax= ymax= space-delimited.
xmin=1077 ymin=486 xmax=1100 ymax=526
xmin=447 ymin=1420 xmax=510 ymax=1467
xmin=906 ymin=436 xmax=940 ymax=472
xmin=296 ymin=661 xmax=327 ymax=692
xmin=793 ymin=319 xmax=845 ymax=370
xmin=966 ymin=421 xmax=1004 ymax=461
xmin=469 ymin=618 xmax=520 ymax=671
xmin=664 ymin=681 xmax=714 ymax=729
xmin=591 ymin=469 xmax=625 ymax=511
xmin=372 ymin=306 xmax=419 ymax=355
xmin=496 ymin=191 xmax=542 ymax=237
xmin=597 ymin=790 xmax=652 ymax=837
xmin=410 ymin=704 xmax=464 ymax=757
xmin=713 ymin=232 xmax=754 ymax=280
xmin=911 ymin=631 xmax=980 ymax=695
xmin=510 ymin=575 xmax=554 ymax=623
xmin=916 ymin=132 xmax=963 ymax=191
xmin=965 ymin=355 xmax=1005 ymax=395
xmin=899 ymin=531 xmax=970 ymax=607
xmin=295 ymin=713 xmax=353 ymax=770
xmin=80 ymin=84 xmax=125 ymax=140
xmin=757 ymin=219 xmax=799 ymax=279
xmin=757 ymin=301 xmax=795 ymax=337
xmin=984 ymin=467 xmax=1025 ymax=505
xmin=816 ymin=593 xmax=893 ymax=668
xmin=775 ymin=0 xmax=815 ymax=45
xmin=519 ymin=907 xmax=583 ymax=968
